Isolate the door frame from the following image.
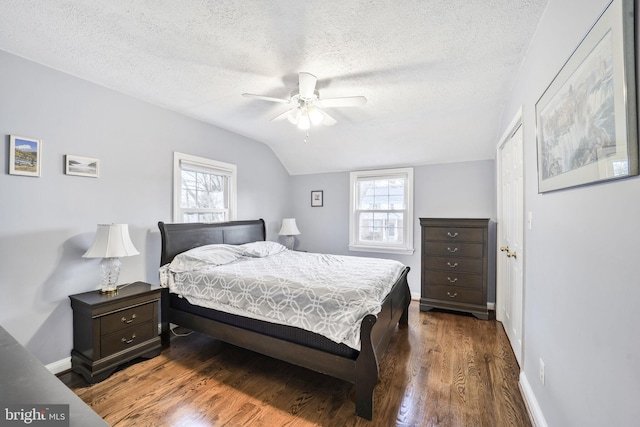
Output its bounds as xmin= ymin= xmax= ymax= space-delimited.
xmin=496 ymin=107 xmax=525 ymax=366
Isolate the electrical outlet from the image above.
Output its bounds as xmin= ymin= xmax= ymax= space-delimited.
xmin=539 ymin=358 xmax=545 ymax=385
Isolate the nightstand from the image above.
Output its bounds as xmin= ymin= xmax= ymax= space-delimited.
xmin=69 ymin=282 xmax=162 ymax=383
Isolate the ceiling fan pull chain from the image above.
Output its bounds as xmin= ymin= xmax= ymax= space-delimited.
xmin=303 ymin=131 xmax=310 ymax=143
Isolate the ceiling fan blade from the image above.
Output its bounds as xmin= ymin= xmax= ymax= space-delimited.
xmin=242 ymin=93 xmax=290 ymax=103
xmin=318 ymin=96 xmax=367 ymax=107
xmin=298 ymin=72 xmax=317 ymax=99
xmin=271 ymin=108 xmax=297 ymax=121
xmin=318 ymin=109 xmax=337 ymax=126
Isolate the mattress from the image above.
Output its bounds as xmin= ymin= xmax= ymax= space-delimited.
xmin=159 ymin=241 xmax=405 ymax=350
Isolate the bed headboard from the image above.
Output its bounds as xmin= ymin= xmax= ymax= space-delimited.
xmin=158 ymin=219 xmax=266 ymax=265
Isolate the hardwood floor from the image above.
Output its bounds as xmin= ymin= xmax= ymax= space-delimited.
xmin=59 ymin=302 xmax=531 ymax=426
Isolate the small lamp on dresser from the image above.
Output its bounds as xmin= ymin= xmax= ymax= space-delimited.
xmin=279 ymin=218 xmax=300 ymax=250
xmin=83 ymin=223 xmax=139 ymax=294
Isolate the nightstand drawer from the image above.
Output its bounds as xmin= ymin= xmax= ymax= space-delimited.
xmin=101 ymin=303 xmax=154 ymax=335
xmin=425 ymin=285 xmax=483 ymax=304
xmin=424 ymin=256 xmax=483 ymax=274
xmin=101 ymin=322 xmax=155 ymax=358
xmin=424 ymin=270 xmax=483 ymax=289
xmin=424 ymin=227 xmax=484 ymax=242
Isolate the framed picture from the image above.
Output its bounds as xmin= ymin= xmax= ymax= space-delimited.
xmin=9 ymin=135 xmax=42 ymax=177
xmin=311 ymin=190 xmax=323 ymax=207
xmin=65 ymin=155 xmax=100 ymax=177
xmin=535 ymin=0 xmax=637 ymax=193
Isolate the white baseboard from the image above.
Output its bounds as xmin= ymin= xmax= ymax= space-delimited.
xmin=519 ymin=371 xmax=548 ymax=427
xmin=46 ymin=357 xmax=71 ymax=375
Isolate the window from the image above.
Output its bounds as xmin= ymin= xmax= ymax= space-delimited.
xmin=349 ymin=167 xmax=414 ymax=254
xmin=173 ymin=152 xmax=237 ymax=223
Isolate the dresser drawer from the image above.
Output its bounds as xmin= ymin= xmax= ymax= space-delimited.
xmin=424 ymin=242 xmax=484 ymax=258
xmin=100 ymin=303 xmax=154 ymax=335
xmin=101 ymin=322 xmax=155 ymax=358
xmin=425 ymin=285 xmax=483 ymax=305
xmin=424 ymin=227 xmax=484 ymax=242
xmin=424 ymin=256 xmax=483 ymax=274
xmin=424 ymin=270 xmax=483 ymax=289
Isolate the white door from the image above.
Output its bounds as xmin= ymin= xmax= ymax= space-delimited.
xmin=497 ymin=123 xmax=524 ymax=366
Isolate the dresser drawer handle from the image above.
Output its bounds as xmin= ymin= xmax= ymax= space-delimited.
xmin=121 ymin=314 xmax=137 ymax=324
xmin=446 ymin=292 xmax=458 ymax=298
xmin=447 ymin=262 xmax=459 ymax=268
xmin=447 ymin=247 xmax=458 ymax=253
xmin=447 ymin=277 xmax=458 ymax=283
xmin=447 ymin=232 xmax=459 ymax=238
xmin=121 ymin=334 xmax=136 ymax=344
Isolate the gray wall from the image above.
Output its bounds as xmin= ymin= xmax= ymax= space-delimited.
xmin=0 ymin=51 xmax=291 ymax=365
xmin=498 ymin=0 xmax=640 ymax=425
xmin=291 ymin=159 xmax=497 ymax=299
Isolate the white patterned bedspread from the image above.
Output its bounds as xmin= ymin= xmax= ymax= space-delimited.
xmin=159 ymin=242 xmax=405 ymax=350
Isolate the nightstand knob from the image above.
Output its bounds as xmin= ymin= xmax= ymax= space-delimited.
xmin=446 ymin=292 xmax=458 ymax=298
xmin=447 ymin=277 xmax=458 ymax=283
xmin=447 ymin=232 xmax=459 ymax=238
xmin=121 ymin=314 xmax=136 ymax=324
xmin=121 ymin=334 xmax=136 ymax=344
xmin=447 ymin=247 xmax=458 ymax=253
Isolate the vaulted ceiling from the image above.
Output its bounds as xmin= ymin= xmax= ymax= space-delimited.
xmin=0 ymin=0 xmax=549 ymax=175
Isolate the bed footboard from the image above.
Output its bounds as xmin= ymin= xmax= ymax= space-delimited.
xmin=354 ymin=266 xmax=411 ymax=419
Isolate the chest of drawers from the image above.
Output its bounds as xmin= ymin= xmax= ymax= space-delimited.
xmin=419 ymin=218 xmax=494 ymax=319
xmin=69 ymin=282 xmax=162 ymax=383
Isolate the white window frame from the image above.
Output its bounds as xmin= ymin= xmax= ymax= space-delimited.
xmin=173 ymin=152 xmax=237 ymax=223
xmin=349 ymin=167 xmax=414 ymax=255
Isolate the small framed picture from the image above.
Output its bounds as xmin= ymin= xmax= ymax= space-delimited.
xmin=65 ymin=155 xmax=100 ymax=178
xmin=9 ymin=135 xmax=42 ymax=177
xmin=311 ymin=190 xmax=323 ymax=207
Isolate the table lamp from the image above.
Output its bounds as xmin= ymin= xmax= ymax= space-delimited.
xmin=279 ymin=218 xmax=300 ymax=250
xmin=83 ymin=224 xmax=139 ymax=294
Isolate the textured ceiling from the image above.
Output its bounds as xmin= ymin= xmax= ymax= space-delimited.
xmin=0 ymin=0 xmax=549 ymax=175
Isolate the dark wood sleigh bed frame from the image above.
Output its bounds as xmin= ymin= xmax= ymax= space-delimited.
xmin=158 ymin=219 xmax=411 ymax=420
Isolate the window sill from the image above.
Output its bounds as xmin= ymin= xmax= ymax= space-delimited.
xmin=348 ymin=245 xmax=415 ymax=255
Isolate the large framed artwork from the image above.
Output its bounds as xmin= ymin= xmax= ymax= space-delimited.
xmin=535 ymin=0 xmax=637 ymax=193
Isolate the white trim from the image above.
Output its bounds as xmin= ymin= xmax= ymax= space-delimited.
xmin=46 ymin=357 xmax=71 ymax=375
xmin=497 ymin=106 xmax=524 ymax=150
xmin=348 ymin=244 xmax=415 ymax=255
xmin=495 ymin=107 xmax=523 ymax=324
xmin=349 ymin=167 xmax=414 ymax=254
xmin=173 ymin=152 xmax=237 ymax=223
xmin=519 ymin=371 xmax=549 ymax=427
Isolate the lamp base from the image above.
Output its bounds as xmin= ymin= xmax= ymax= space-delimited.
xmin=283 ymin=235 xmax=295 ymax=250
xmin=99 ymin=257 xmax=121 ymax=295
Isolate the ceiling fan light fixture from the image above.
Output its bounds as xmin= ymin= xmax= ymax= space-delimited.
xmin=297 ymin=113 xmax=311 ymax=130
xmin=308 ymin=107 xmax=324 ymax=126
xmin=287 ymin=108 xmax=301 ymax=125
xmin=243 ymin=71 xmax=367 ymax=132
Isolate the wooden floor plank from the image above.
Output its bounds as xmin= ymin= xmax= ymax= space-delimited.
xmin=59 ymin=302 xmax=531 ymax=426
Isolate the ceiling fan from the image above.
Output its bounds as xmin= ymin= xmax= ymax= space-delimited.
xmin=242 ymin=72 xmax=367 ymax=130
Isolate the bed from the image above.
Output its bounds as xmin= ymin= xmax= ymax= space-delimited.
xmin=158 ymin=219 xmax=411 ymax=420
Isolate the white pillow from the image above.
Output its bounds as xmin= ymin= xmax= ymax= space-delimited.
xmin=169 ymin=244 xmax=244 ymax=272
xmin=241 ymin=241 xmax=287 ymax=258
